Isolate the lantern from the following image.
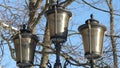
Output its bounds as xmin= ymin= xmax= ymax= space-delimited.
xmin=45 ymin=6 xmax=72 ymax=43
xmin=78 ymin=14 xmax=107 ymax=59
xmin=12 ymin=25 xmax=38 ymax=67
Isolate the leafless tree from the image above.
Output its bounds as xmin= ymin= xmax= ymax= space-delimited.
xmin=0 ymin=0 xmax=120 ymax=68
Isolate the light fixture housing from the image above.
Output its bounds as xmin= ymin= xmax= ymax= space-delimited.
xmin=78 ymin=15 xmax=107 ymax=59
xmin=45 ymin=6 xmax=72 ymax=43
xmin=12 ymin=25 xmax=38 ymax=67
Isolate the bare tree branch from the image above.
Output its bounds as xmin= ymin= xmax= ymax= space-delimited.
xmin=81 ymin=0 xmax=120 ymax=16
xmin=33 ymin=2 xmax=49 ymax=28
xmin=106 ymin=0 xmax=118 ymax=68
xmin=0 ymin=20 xmax=18 ymax=32
xmin=60 ymin=0 xmax=75 ymax=7
xmin=1 ymin=34 xmax=16 ymax=60
xmin=40 ymin=22 xmax=51 ymax=68
xmin=28 ymin=0 xmax=43 ymax=31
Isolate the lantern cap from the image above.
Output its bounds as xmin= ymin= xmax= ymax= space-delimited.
xmin=45 ymin=6 xmax=72 ymax=18
xmin=85 ymin=14 xmax=99 ymax=24
xmin=78 ymin=14 xmax=107 ymax=33
xmin=12 ymin=24 xmax=39 ymax=42
xmin=20 ymin=24 xmax=32 ymax=33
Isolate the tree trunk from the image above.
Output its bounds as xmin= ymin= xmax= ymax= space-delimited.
xmin=40 ymin=23 xmax=51 ymax=68
xmin=107 ymin=0 xmax=118 ymax=68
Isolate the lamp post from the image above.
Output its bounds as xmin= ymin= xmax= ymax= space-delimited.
xmin=45 ymin=3 xmax=72 ymax=68
xmin=78 ymin=14 xmax=107 ymax=68
xmin=12 ymin=25 xmax=38 ymax=67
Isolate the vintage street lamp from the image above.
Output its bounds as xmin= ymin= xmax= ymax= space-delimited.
xmin=12 ymin=25 xmax=38 ymax=67
xmin=45 ymin=6 xmax=72 ymax=43
xmin=45 ymin=2 xmax=72 ymax=68
xmin=78 ymin=14 xmax=107 ymax=68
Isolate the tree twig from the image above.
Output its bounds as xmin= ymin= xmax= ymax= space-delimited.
xmin=81 ymin=0 xmax=120 ymax=16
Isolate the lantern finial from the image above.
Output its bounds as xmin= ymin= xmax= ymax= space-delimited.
xmin=90 ymin=14 xmax=93 ymax=19
xmin=23 ymin=24 xmax=26 ymax=29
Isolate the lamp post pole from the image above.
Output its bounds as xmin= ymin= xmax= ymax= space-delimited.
xmin=90 ymin=59 xmax=96 ymax=68
xmin=54 ymin=43 xmax=62 ymax=68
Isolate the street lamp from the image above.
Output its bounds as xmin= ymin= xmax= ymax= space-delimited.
xmin=45 ymin=6 xmax=72 ymax=43
xmin=78 ymin=14 xmax=107 ymax=68
xmin=45 ymin=3 xmax=72 ymax=68
xmin=12 ymin=25 xmax=38 ymax=67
